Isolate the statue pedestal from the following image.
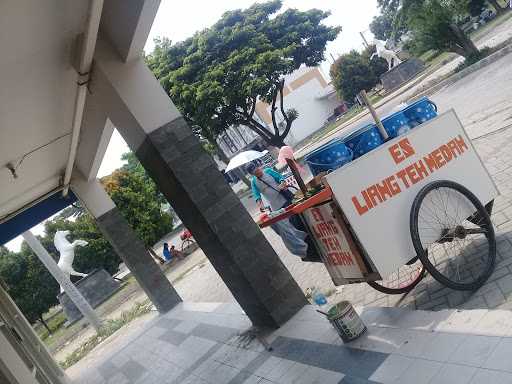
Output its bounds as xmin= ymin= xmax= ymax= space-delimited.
xmin=380 ymin=58 xmax=425 ymax=92
xmin=57 ymin=269 xmax=121 ymax=324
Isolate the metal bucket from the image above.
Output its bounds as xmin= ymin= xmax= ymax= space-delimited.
xmin=327 ymin=301 xmax=366 ymax=342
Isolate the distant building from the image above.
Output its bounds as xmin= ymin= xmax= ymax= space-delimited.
xmin=254 ymin=66 xmax=345 ymax=147
xmin=216 ymin=124 xmax=265 ymax=159
xmin=216 ymin=66 xmax=346 ymax=160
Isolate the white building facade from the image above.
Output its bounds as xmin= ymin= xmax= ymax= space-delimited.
xmin=255 ymin=66 xmax=343 ymax=147
xmin=215 ymin=67 xmax=344 ymax=159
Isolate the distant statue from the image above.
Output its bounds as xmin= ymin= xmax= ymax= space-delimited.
xmin=54 ymin=230 xmax=88 ymax=292
xmin=371 ymin=39 xmax=402 ymax=71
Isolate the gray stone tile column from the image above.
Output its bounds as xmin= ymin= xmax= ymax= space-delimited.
xmin=136 ymin=117 xmax=307 ymax=327
xmin=89 ymin=38 xmax=307 ymax=327
xmin=71 ymin=177 xmax=181 ymax=313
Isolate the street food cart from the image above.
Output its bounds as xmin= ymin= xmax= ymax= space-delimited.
xmin=259 ymin=110 xmax=499 ymax=294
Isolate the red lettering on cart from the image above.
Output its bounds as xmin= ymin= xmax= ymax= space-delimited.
xmin=447 ymin=140 xmax=459 ymax=157
xmin=351 ymin=135 xmax=471 ymax=216
xmin=352 ymin=196 xmax=369 ymax=215
xmin=328 ymin=251 xmax=355 ymax=266
xmin=362 ymin=189 xmax=373 ymax=209
xmin=388 ymin=138 xmax=415 ymax=165
xmin=313 ymin=220 xmax=341 ymax=239
xmin=396 ymin=169 xmax=410 ymax=188
xmin=351 ymin=175 xmax=402 ymax=216
xmin=423 ymin=153 xmax=438 ymax=172
xmin=432 ymin=148 xmax=445 ymax=167
xmin=413 ymin=160 xmax=428 ymax=181
xmin=375 ymin=179 xmax=391 ymax=200
xmin=440 ymin=144 xmax=454 ymax=163
xmin=311 ymin=207 xmax=324 ymax=222
xmin=455 ymin=135 xmax=468 ymax=152
xmin=329 ymin=221 xmax=339 ymax=235
xmin=367 ymin=185 xmax=383 ymax=206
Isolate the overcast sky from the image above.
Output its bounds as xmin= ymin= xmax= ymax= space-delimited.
xmin=6 ymin=0 xmax=379 ymax=252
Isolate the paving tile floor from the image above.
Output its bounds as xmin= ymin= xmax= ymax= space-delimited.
xmin=67 ymin=302 xmax=512 ymax=384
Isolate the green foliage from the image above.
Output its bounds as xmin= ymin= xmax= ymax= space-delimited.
xmin=119 ymin=152 xmax=169 ymax=207
xmin=370 ymin=13 xmax=394 ymax=41
xmin=42 ymin=217 xmax=120 ymax=277
xmin=0 ymin=245 xmax=60 ymax=325
xmin=330 ymin=46 xmax=388 ymax=102
xmin=0 ymin=151 xmax=173 ymax=327
xmin=384 ymin=0 xmax=480 ymax=58
xmin=37 ymin=312 xmax=67 ymax=341
xmin=469 ymin=0 xmax=486 ymax=16
xmin=146 ymin=0 xmax=341 ymax=147
xmin=102 ymin=160 xmax=174 ymax=247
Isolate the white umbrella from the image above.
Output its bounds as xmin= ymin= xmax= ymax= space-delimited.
xmin=225 ymin=150 xmax=268 ymax=172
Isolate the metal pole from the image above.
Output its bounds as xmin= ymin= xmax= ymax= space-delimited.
xmin=22 ymin=231 xmax=102 ymax=331
xmin=360 ymin=32 xmax=370 ymax=49
xmin=358 ymin=90 xmax=389 ymax=141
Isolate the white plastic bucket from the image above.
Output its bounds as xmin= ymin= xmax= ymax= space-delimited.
xmin=327 ymin=301 xmax=366 ymax=342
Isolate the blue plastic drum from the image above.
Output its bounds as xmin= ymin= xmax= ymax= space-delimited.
xmin=304 ymin=139 xmax=353 ymax=176
xmin=343 ymin=124 xmax=384 ymax=159
xmin=381 ymin=110 xmax=411 ymax=138
xmin=403 ymin=97 xmax=438 ymax=127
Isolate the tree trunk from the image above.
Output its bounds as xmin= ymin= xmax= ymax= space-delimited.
xmin=487 ymin=0 xmax=506 ymax=15
xmin=215 ymin=144 xmax=251 ymax=188
xmin=39 ymin=315 xmax=52 ymax=335
xmin=449 ymin=24 xmax=480 ymax=58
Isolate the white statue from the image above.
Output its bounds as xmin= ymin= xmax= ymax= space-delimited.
xmin=371 ymin=39 xmax=402 ymax=71
xmin=54 ymin=230 xmax=88 ymax=292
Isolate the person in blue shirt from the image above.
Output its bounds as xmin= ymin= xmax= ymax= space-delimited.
xmin=162 ymin=243 xmax=172 ymax=262
xmin=248 ymin=163 xmax=291 ymax=212
xmin=247 ymin=163 xmax=308 ymax=257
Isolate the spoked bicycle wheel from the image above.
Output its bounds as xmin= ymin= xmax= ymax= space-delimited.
xmin=367 ymin=257 xmax=426 ymax=294
xmin=410 ymin=180 xmax=496 ymax=291
xmin=181 ymin=238 xmax=195 ymax=252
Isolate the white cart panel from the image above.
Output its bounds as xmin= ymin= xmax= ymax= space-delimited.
xmin=325 ymin=110 xmax=498 ymax=278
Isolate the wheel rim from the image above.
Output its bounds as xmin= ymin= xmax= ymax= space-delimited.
xmin=415 ymin=185 xmax=493 ymax=287
xmin=371 ymin=259 xmax=424 ymax=292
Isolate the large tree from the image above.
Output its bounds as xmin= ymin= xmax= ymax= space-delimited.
xmin=391 ymin=0 xmax=481 ymax=59
xmin=370 ymin=13 xmax=395 ymax=41
xmin=330 ymin=47 xmax=388 ymax=102
xmin=101 ymin=160 xmax=174 ymax=247
xmin=0 ymin=244 xmax=60 ymax=333
xmin=146 ymin=0 xmax=341 ymax=148
xmin=410 ymin=0 xmax=479 ymax=59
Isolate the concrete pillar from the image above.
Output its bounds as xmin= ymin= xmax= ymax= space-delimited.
xmin=21 ymin=231 xmax=102 ymax=331
xmin=71 ymin=177 xmax=181 ymax=313
xmin=88 ymin=39 xmax=307 ymax=327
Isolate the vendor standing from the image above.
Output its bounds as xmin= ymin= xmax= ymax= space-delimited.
xmin=246 ymin=162 xmax=308 ymax=257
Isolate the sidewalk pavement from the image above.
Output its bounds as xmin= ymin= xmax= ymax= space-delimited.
xmin=67 ymin=302 xmax=512 ymax=384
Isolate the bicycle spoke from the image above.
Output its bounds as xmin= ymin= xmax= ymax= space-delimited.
xmin=415 ymin=185 xmax=493 ymax=287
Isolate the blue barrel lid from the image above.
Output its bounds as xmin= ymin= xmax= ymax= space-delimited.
xmin=341 ymin=123 xmax=377 ymax=141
